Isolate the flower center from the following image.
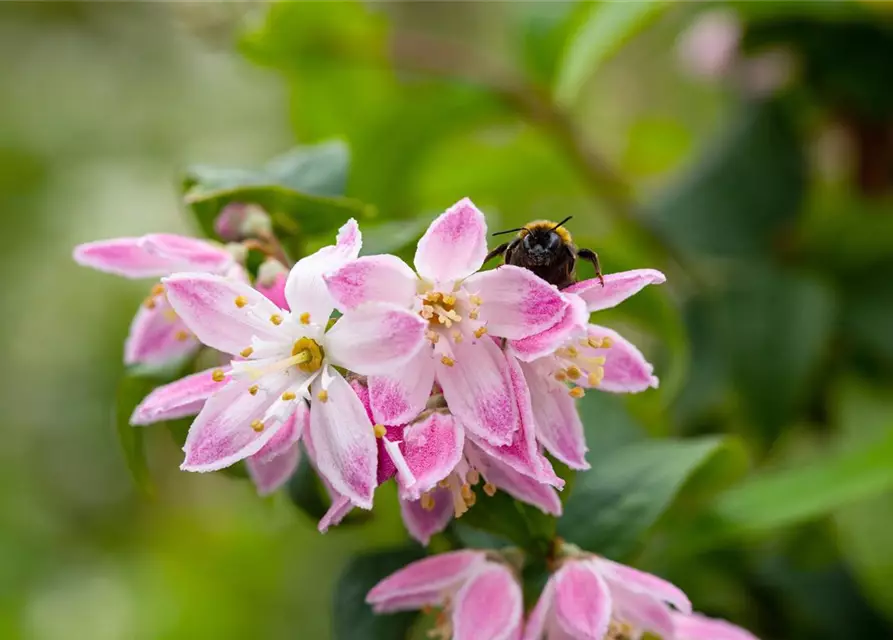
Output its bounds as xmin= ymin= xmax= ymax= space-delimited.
xmin=291 ymin=337 xmax=324 ymax=373
xmin=419 ymin=291 xmax=462 ymax=329
xmin=552 ymin=336 xmax=612 ymax=398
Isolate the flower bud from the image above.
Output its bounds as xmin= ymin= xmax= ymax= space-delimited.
xmin=213 ymin=203 xmax=271 ymax=241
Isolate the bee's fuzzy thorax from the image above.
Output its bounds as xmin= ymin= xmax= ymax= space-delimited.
xmin=523 ymin=220 xmax=573 ymax=244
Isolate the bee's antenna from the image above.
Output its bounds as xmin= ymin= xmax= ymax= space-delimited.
xmin=492 ymin=227 xmax=526 ymax=237
xmin=551 ymin=216 xmax=573 ymax=232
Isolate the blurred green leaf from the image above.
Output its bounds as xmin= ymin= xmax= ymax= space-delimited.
xmin=459 ymin=490 xmax=556 ymax=557
xmin=554 ymin=0 xmax=668 ymax=107
xmin=558 ymin=435 xmax=727 ymax=559
xmin=647 ymin=99 xmax=805 ymax=258
xmin=287 ymin=448 xmax=330 ymax=521
xmin=116 ymin=375 xmax=158 ymax=497
xmin=333 ymin=547 xmax=424 ymax=640
xmin=360 ymin=214 xmax=434 ymax=257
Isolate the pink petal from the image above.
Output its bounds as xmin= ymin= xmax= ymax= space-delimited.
xmin=399 ymin=491 xmax=454 ymax=546
xmin=673 ymin=612 xmax=760 ymax=640
xmin=255 ymin=270 xmax=289 ymax=310
xmin=436 ymin=337 xmax=518 ymax=447
xmin=318 ymin=494 xmax=354 ymax=533
xmin=520 ymin=360 xmax=589 ymax=470
xmin=325 ymin=303 xmax=426 ymax=375
xmin=509 ymin=295 xmax=589 ymax=362
xmin=130 ymin=366 xmax=230 ymax=426
xmin=414 ymin=198 xmax=488 ymax=283
xmin=246 ymin=442 xmax=300 ymax=496
xmin=253 ymin=403 xmax=308 ymax=463
xmin=124 ymin=298 xmax=200 ymax=367
xmin=324 ymin=254 xmax=417 ymax=310
xmin=284 ymin=219 xmax=361 ymax=322
xmin=593 ymin=557 xmax=692 ymax=614
xmin=610 ymin=585 xmax=674 ymax=639
xmin=523 ymin=574 xmax=556 ymax=640
xmin=553 ymin=562 xmax=612 ymax=640
xmin=73 ymin=238 xmax=182 ymax=279
xmin=139 ymin=234 xmax=232 ymax=273
xmin=452 ymin=563 xmax=524 ymax=640
xmin=472 ymin=355 xmax=562 ymax=486
xmin=163 ymin=273 xmax=284 ymax=355
xmin=584 ymin=325 xmax=658 ymax=392
xmin=308 ymin=370 xmax=377 ymax=509
xmin=399 ymin=412 xmax=465 ymax=500
xmin=564 ymin=269 xmax=666 ymax=313
xmin=181 ymin=375 xmax=291 ymax=472
xmin=368 ymin=349 xmax=436 ymax=425
xmin=465 ymin=265 xmax=568 ymax=340
xmin=366 ymin=550 xmax=486 ymax=613
xmin=477 ymin=450 xmax=562 ymax=516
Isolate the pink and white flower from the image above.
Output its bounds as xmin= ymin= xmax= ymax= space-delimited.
xmin=161 ymin=220 xmax=427 ymax=508
xmin=509 ymin=269 xmax=665 ymax=470
xmin=673 ymin=611 xmax=760 ymax=640
xmin=524 ymin=553 xmax=691 ymax=640
xmin=324 ymin=198 xmax=569 ymax=448
xmin=368 ymin=550 xmax=524 ymax=640
xmin=74 ymin=233 xmax=237 ymax=366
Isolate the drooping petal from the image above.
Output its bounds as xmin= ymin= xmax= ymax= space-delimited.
xmin=163 ymin=273 xmax=283 ymax=355
xmin=319 ymin=494 xmax=354 ymax=533
xmin=593 ymin=557 xmax=692 ymax=614
xmin=673 ymin=612 xmax=760 ymax=640
xmin=476 ymin=450 xmax=562 ymax=516
xmin=325 ymin=303 xmax=426 ymax=375
xmin=255 ymin=269 xmax=289 ymax=310
xmin=564 ymin=269 xmax=666 ymax=312
xmin=366 ymin=550 xmax=486 ymax=613
xmin=124 ymin=298 xmax=200 ymax=367
xmin=465 ymin=265 xmax=568 ymax=340
xmin=368 ymin=349 xmax=436 ymax=425
xmin=553 ymin=562 xmax=612 ymax=640
xmin=139 ymin=234 xmax=233 ymax=273
xmin=246 ymin=443 xmax=300 ymax=496
xmin=130 ymin=366 xmax=230 ymax=426
xmin=583 ymin=325 xmax=658 ymax=392
xmin=472 ymin=355 xmax=562 ymax=485
xmin=181 ymin=374 xmax=292 ymax=472
xmin=308 ymin=369 xmax=377 ymax=509
xmin=284 ymin=219 xmax=361 ymax=322
xmin=452 ymin=563 xmax=524 ymax=640
xmin=324 ymin=254 xmax=418 ymax=310
xmin=509 ymin=295 xmax=588 ymax=362
xmin=610 ymin=586 xmax=674 ymax=639
xmin=399 ymin=491 xmax=454 ymax=546
xmin=522 ymin=574 xmax=555 ymax=640
xmin=398 ymin=412 xmax=465 ymax=500
xmin=520 ymin=360 xmax=589 ymax=470
xmin=436 ymin=337 xmax=518 ymax=447
xmin=73 ymin=238 xmax=183 ymax=278
xmin=414 ymin=198 xmax=488 ymax=283
xmin=253 ymin=402 xmax=308 ymax=463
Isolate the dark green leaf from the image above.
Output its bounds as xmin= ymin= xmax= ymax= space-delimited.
xmin=333 ymin=547 xmax=424 ymax=640
xmin=459 ymin=490 xmax=555 ymax=557
xmin=286 ymin=448 xmax=330 ymax=521
xmin=115 ymin=375 xmax=158 ymax=497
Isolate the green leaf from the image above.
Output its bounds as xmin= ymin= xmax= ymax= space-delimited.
xmin=286 ymin=449 xmax=330 ymax=521
xmin=459 ymin=490 xmax=556 ymax=557
xmin=115 ymin=375 xmax=158 ymax=497
xmin=554 ymin=0 xmax=668 ymax=107
xmin=558 ymin=435 xmax=727 ymax=559
xmin=333 ymin=547 xmax=424 ymax=640
xmin=360 ymin=214 xmax=434 ymax=257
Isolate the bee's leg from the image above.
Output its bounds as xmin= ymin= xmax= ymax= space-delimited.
xmin=485 ymin=242 xmax=510 ymax=264
xmin=577 ymin=248 xmax=604 ymax=287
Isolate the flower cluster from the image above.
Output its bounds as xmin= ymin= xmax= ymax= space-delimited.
xmin=76 ymin=197 xmax=758 ymax=639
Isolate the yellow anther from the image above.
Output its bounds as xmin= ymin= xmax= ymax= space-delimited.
xmin=569 ymin=386 xmax=585 ymax=399
xmin=234 ymin=296 xmax=248 ymax=308
xmin=460 ymin=483 xmax=473 ymax=501
xmin=452 ymin=330 xmax=463 ymax=343
xmin=554 ymin=370 xmax=568 ymax=382
xmin=373 ymin=424 xmax=387 ymax=438
xmin=250 ymin=419 xmax=264 ymax=432
xmin=438 ymin=479 xmax=451 ymax=489
xmin=466 ymin=469 xmax=480 ymax=485
xmin=442 ymin=294 xmax=456 ymax=306
xmin=470 ymin=294 xmax=483 ymax=306
xmin=211 ymin=369 xmax=226 ymax=382
xmin=566 ymin=346 xmax=579 ymax=357
xmin=317 ymin=389 xmax=329 ymax=402
xmin=281 ymin=391 xmax=296 ymax=401
xmin=600 ymin=336 xmax=613 ymax=348
xmin=151 ymin=283 xmax=165 ymax=297
xmin=483 ymin=482 xmax=497 ymax=497
xmin=163 ymin=309 xmax=178 ymax=322
xmin=441 ymin=356 xmax=455 ymax=367
xmin=270 ymin=314 xmax=282 ymax=325
xmin=420 ymin=305 xmax=434 ymax=319
xmin=566 ymin=365 xmax=582 ymax=380
xmin=588 ymin=368 xmax=605 ymax=387
xmin=299 ymin=312 xmax=311 ymax=325
xmin=240 ymin=346 xmax=254 ymax=358
xmin=291 ymin=337 xmax=324 ymax=373
xmin=468 ymin=309 xmax=479 ymax=320
xmin=427 ymin=292 xmax=443 ymax=303
xmin=465 ymin=491 xmax=477 ymax=507
xmin=249 ymin=385 xmax=259 ymax=396
xmin=591 ymin=355 xmax=607 ymax=366
xmin=174 ymin=330 xmax=190 ymax=342
xmin=426 ymin=330 xmax=440 ymax=344
xmin=474 ymin=326 xmax=487 ymax=339
xmin=420 ymin=492 xmax=435 ymax=511
xmin=144 ymin=297 xmax=157 ymax=310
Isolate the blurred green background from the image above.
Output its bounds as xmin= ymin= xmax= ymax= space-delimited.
xmin=3 ymin=2 xmax=893 ymax=639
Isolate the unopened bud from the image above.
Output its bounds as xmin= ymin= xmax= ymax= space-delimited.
xmin=255 ymin=259 xmax=289 ymax=309
xmin=214 ymin=203 xmax=271 ymax=241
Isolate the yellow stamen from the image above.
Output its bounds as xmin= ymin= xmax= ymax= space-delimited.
xmin=250 ymin=419 xmax=264 ymax=432
xmin=474 ymin=326 xmax=487 ymax=339
xmin=151 ymin=283 xmax=165 ymax=297
xmin=317 ymin=389 xmax=329 ymax=402
xmin=555 ymin=370 xmax=568 ymax=382
xmin=281 ymin=391 xmax=296 ymax=401
xmin=144 ymin=297 xmax=157 ymax=310
xmin=466 ymin=469 xmax=480 ymax=485
xmin=420 ymin=492 xmax=435 ymax=511
xmin=483 ymin=482 xmax=497 ymax=497
xmin=600 ymin=336 xmax=613 ymax=348
xmin=442 ymin=294 xmax=456 ymax=306
xmin=270 ymin=314 xmax=282 ymax=325
xmin=588 ymin=368 xmax=604 ymax=387
xmin=469 ymin=294 xmax=483 ymax=306
xmin=566 ymin=346 xmax=579 ymax=357
xmin=566 ymin=365 xmax=582 ymax=380
xmin=465 ymin=491 xmax=477 ymax=507
xmin=174 ymin=330 xmax=190 ymax=342
xmin=452 ymin=330 xmax=463 ymax=343
xmin=299 ymin=312 xmax=310 ymax=325
xmin=373 ymin=424 xmax=387 ymax=438
xmin=240 ymin=346 xmax=254 ymax=358
xmin=426 ymin=292 xmax=443 ymax=303
xmin=438 ymin=479 xmax=451 ymax=489
xmin=440 ymin=356 xmax=455 ymax=367
xmin=164 ymin=309 xmax=178 ymax=322
xmin=291 ymin=337 xmax=324 ymax=373
xmin=460 ymin=483 xmax=473 ymax=501
xmin=211 ymin=369 xmax=226 ymax=383
xmin=569 ymin=386 xmax=585 ymax=398
xmin=249 ymin=385 xmax=259 ymax=396
xmin=468 ymin=309 xmax=479 ymax=320
xmin=234 ymin=296 xmax=247 ymax=308
xmin=426 ymin=330 xmax=440 ymax=344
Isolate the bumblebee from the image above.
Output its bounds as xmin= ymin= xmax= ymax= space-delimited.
xmin=485 ymin=217 xmax=603 ymax=290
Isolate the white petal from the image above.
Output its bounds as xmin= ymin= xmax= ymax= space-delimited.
xmin=414 ymin=198 xmax=488 ymax=283
xmin=325 ymin=303 xmax=426 ymax=375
